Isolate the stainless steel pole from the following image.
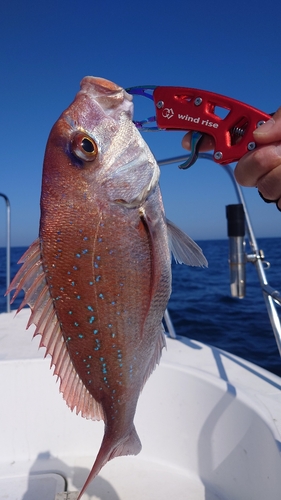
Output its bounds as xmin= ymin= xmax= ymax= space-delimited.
xmin=0 ymin=194 xmax=11 ymax=313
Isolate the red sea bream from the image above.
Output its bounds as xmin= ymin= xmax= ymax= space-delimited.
xmin=7 ymin=76 xmax=207 ymax=498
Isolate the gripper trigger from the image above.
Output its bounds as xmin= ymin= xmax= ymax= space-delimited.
xmin=179 ymin=131 xmax=204 ymax=169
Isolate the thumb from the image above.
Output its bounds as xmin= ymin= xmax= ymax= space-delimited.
xmin=253 ymin=106 xmax=281 ymax=143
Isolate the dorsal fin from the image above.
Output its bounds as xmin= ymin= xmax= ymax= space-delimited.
xmin=7 ymin=239 xmax=104 ymax=421
xmin=166 ymin=218 xmax=208 ymax=267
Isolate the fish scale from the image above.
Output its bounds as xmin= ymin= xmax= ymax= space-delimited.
xmin=6 ymin=76 xmax=207 ymax=499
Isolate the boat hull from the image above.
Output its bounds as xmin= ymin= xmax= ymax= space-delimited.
xmin=1 ymin=309 xmax=281 ymax=500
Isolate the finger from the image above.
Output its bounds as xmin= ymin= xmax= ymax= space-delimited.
xmin=234 ymin=143 xmax=281 ymax=187
xmin=257 ymin=163 xmax=281 ymax=201
xmin=253 ymin=106 xmax=281 ymax=143
xmin=182 ymin=132 xmax=215 ymax=152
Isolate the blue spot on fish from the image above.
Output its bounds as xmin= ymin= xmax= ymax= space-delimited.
xmin=76 ymin=253 xmax=81 ymax=258
xmin=78 ymin=334 xmax=84 ymax=339
xmin=87 ymin=305 xmax=94 ymax=311
xmin=74 ymin=322 xmax=79 ymax=327
xmin=99 ymin=293 xmax=104 ymax=299
xmin=93 ymin=329 xmax=98 ymax=335
xmin=95 ymin=276 xmax=101 ymax=282
xmin=89 ymin=316 xmax=95 ymax=324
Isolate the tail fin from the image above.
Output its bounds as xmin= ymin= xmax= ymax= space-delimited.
xmin=77 ymin=425 xmax=141 ymax=499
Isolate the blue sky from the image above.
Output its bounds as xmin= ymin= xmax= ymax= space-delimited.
xmin=1 ymin=0 xmax=281 ymax=247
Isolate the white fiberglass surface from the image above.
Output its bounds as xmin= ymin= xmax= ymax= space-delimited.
xmin=1 ymin=310 xmax=281 ymax=499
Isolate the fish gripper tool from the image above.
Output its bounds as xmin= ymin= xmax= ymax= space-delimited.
xmin=126 ymin=85 xmax=271 ymax=168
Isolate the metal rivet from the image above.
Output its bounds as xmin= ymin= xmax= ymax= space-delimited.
xmin=194 ymin=97 xmax=202 ymax=106
xmin=214 ymin=151 xmax=223 ymax=160
xmin=156 ymin=101 xmax=164 ymax=109
xmin=247 ymin=142 xmax=256 ymax=151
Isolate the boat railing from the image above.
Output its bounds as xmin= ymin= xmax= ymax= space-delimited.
xmin=0 ymin=193 xmax=11 ymax=313
xmin=160 ymin=153 xmax=281 ymax=357
xmin=2 ymin=156 xmax=281 ymax=356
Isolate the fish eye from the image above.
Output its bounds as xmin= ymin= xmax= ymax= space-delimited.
xmin=71 ymin=132 xmax=98 ymax=162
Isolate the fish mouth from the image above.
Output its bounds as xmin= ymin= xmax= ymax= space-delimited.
xmin=80 ymin=76 xmax=133 ymax=102
xmin=78 ymin=76 xmax=133 ymax=119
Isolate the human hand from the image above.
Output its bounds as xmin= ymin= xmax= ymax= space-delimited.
xmin=182 ymin=108 xmax=281 ymax=210
xmin=234 ymin=108 xmax=281 ymax=210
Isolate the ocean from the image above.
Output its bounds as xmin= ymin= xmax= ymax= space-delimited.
xmin=1 ymin=237 xmax=281 ymax=377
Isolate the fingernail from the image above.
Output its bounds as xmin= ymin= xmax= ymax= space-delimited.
xmin=275 ymin=144 xmax=281 ymax=157
xmin=254 ymin=118 xmax=275 ymax=136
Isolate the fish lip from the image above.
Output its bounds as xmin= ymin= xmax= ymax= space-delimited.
xmin=79 ymin=76 xmax=133 ymax=104
xmin=81 ymin=76 xmax=124 ymax=93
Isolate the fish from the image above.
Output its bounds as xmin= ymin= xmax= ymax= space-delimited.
xmin=7 ymin=76 xmax=207 ymax=498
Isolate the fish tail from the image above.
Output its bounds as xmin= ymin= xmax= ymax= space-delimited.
xmin=77 ymin=425 xmax=141 ymax=499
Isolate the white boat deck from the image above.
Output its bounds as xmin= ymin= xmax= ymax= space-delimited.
xmin=1 ymin=309 xmax=281 ymax=500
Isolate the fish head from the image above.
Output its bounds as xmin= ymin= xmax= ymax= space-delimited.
xmin=41 ymin=76 xmax=160 ymax=212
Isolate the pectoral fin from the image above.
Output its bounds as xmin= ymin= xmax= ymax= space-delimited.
xmin=166 ymin=219 xmax=208 ymax=267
